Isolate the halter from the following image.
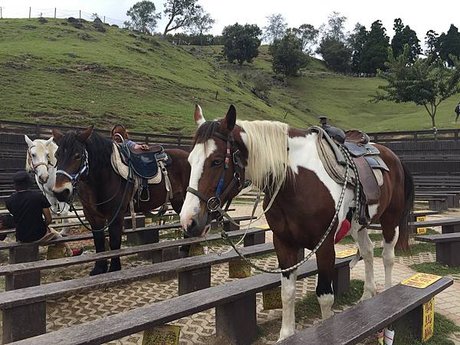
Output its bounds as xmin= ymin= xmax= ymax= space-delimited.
xmin=187 ymin=131 xmax=245 ymax=215
xmin=27 ymin=145 xmax=55 ymax=176
xmin=56 ymin=149 xmax=89 ymax=189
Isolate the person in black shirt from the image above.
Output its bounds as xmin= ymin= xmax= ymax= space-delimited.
xmin=4 ymin=171 xmax=81 ymax=256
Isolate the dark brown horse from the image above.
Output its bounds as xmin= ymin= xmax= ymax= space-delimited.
xmin=180 ymin=105 xmax=414 ymax=341
xmin=52 ymin=126 xmax=190 ymax=275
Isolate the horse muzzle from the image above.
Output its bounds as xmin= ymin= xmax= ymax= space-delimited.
xmin=52 ymin=185 xmax=73 ymax=203
xmin=181 ymin=213 xmax=210 ymax=238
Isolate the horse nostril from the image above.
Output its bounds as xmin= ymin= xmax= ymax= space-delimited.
xmin=54 ymin=189 xmax=71 ymax=202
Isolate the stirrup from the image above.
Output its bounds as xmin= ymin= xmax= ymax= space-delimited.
xmin=139 ymin=186 xmax=150 ymax=202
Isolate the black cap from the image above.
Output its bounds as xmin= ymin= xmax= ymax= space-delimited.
xmin=13 ymin=171 xmax=31 ymax=185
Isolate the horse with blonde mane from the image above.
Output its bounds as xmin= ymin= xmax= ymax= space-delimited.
xmin=180 ymin=104 xmax=414 ymax=341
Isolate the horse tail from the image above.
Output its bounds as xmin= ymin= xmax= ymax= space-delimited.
xmin=396 ymin=161 xmax=415 ymax=251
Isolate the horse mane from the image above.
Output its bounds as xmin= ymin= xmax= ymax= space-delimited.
xmin=237 ymin=120 xmax=290 ymax=192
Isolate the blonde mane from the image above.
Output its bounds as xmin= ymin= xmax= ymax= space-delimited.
xmin=237 ymin=120 xmax=290 ymax=192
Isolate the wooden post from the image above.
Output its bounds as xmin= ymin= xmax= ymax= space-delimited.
xmin=54 ymin=8 xmax=56 ymax=19
xmin=3 ymin=244 xmax=46 ymax=343
xmin=178 ymin=267 xmax=211 ymax=295
xmin=216 ymin=294 xmax=257 ymax=345
xmin=5 ymin=244 xmax=40 ymax=290
xmin=29 ymin=7 xmax=31 ymax=19
xmin=436 ymin=241 xmax=460 ymax=266
xmin=333 ymin=263 xmax=350 ymax=296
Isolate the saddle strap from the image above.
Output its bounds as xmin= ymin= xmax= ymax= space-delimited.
xmin=353 ymin=156 xmax=380 ymax=204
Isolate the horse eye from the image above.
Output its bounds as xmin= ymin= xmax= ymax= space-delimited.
xmin=212 ymin=159 xmax=223 ymax=167
xmin=31 ymin=153 xmax=36 ymax=158
xmin=74 ymin=153 xmax=82 ymax=160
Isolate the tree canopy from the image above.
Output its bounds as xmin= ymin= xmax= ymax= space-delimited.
xmin=269 ymin=30 xmax=309 ymax=78
xmin=263 ymin=14 xmax=287 ymax=44
xmin=222 ymin=23 xmax=262 ymax=65
xmin=125 ymin=1 xmax=161 ymax=33
xmin=375 ymin=46 xmax=460 ymax=127
xmin=163 ymin=0 xmax=201 ymax=36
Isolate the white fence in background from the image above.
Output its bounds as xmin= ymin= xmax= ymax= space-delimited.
xmin=0 ymin=6 xmax=126 ymax=27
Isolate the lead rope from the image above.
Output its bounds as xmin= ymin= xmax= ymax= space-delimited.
xmin=220 ymin=147 xmax=352 ymax=274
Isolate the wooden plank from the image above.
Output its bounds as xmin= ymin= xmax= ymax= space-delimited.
xmin=8 ymin=257 xmax=353 ymax=345
xmin=416 ymin=233 xmax=460 ymax=243
xmin=0 ymin=227 xmax=268 ymax=276
xmin=0 ymin=242 xmax=275 ymax=310
xmin=278 ymin=277 xmax=453 ymax=345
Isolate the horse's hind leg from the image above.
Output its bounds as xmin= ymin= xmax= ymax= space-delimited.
xmin=352 ymin=227 xmax=376 ymax=300
xmin=315 ymin=245 xmax=335 ymax=319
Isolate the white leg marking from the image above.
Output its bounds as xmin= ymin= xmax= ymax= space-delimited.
xmin=382 ymin=226 xmax=399 ymax=289
xmin=356 ymin=228 xmax=376 ymax=300
xmin=318 ymin=293 xmax=335 ymax=319
xmin=180 ymin=140 xmax=216 ymax=229
xmin=278 ymin=271 xmax=297 ymax=341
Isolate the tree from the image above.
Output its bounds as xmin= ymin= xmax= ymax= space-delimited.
xmin=317 ymin=12 xmax=351 ymax=73
xmin=188 ymin=7 xmax=215 ymax=45
xmin=125 ymin=1 xmax=161 ymax=34
xmin=292 ymin=24 xmax=319 ymax=55
xmin=374 ymin=46 xmax=460 ymax=128
xmin=222 ymin=23 xmax=262 ymax=65
xmin=317 ymin=37 xmax=352 ymax=73
xmin=269 ymin=30 xmax=309 ymax=78
xmin=163 ymin=0 xmax=201 ymax=36
xmin=263 ymin=13 xmax=287 ymax=44
xmin=348 ymin=23 xmax=368 ymax=73
xmin=391 ymin=18 xmax=421 ymax=63
xmin=425 ymin=30 xmax=440 ymax=58
xmin=438 ymin=24 xmax=460 ymax=67
xmin=359 ymin=20 xmax=389 ymax=73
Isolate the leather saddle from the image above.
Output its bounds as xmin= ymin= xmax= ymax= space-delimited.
xmin=118 ymin=144 xmax=170 ymax=179
xmin=320 ymin=126 xmax=389 ymax=225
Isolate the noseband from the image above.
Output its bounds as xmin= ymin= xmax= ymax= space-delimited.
xmin=187 ymin=132 xmax=245 ymax=214
xmin=56 ymin=149 xmax=89 ymax=188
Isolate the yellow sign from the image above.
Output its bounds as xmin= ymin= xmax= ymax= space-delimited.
xmin=336 ymin=248 xmax=358 ymax=258
xmin=143 ymin=325 xmax=181 ymax=345
xmin=422 ymin=298 xmax=435 ymax=342
xmin=416 ymin=216 xmax=427 ymax=235
xmin=256 ymin=224 xmax=270 ymax=229
xmin=401 ymin=273 xmax=442 ymax=289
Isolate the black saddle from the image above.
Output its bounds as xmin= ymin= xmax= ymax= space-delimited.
xmin=119 ymin=144 xmax=170 ymax=179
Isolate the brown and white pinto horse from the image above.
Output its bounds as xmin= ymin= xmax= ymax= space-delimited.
xmin=180 ymin=105 xmax=414 ymax=341
xmin=52 ymin=126 xmax=190 ymax=275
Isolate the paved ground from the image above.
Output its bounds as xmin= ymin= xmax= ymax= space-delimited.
xmin=3 ymin=203 xmax=460 ymax=344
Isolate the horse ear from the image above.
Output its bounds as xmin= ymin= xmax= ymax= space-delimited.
xmin=45 ymin=136 xmax=54 ymax=146
xmin=52 ymin=129 xmax=64 ymax=144
xmin=194 ymin=104 xmax=206 ymax=127
xmin=78 ymin=126 xmax=94 ymax=142
xmin=24 ymin=135 xmax=33 ymax=147
xmin=222 ymin=105 xmax=236 ymax=131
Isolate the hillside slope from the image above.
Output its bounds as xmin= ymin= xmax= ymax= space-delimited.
xmin=0 ymin=18 xmax=459 ymax=134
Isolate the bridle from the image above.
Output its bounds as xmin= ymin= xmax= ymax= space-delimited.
xmin=27 ymin=145 xmax=55 ymax=177
xmin=186 ymin=131 xmax=245 ymax=215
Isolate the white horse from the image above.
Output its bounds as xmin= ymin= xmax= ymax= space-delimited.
xmin=25 ymin=135 xmax=71 ymax=233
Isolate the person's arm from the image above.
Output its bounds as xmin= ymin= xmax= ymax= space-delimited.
xmin=42 ymin=208 xmax=52 ymax=226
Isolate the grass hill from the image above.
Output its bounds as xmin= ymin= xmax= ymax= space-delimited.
xmin=1 ymin=17 xmax=459 ymax=135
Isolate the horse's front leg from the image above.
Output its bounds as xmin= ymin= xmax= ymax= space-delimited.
xmin=86 ymin=213 xmax=108 ymax=276
xmin=274 ymin=236 xmax=299 ymax=342
xmin=315 ymin=244 xmax=336 ymax=319
xmin=352 ymin=227 xmax=376 ymax=300
xmin=108 ymin=216 xmax=123 ymax=272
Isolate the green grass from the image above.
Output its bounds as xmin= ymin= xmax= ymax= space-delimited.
xmin=374 ymin=242 xmax=435 ymax=257
xmin=410 ymin=262 xmax=460 ymax=276
xmin=1 ymin=18 xmax=460 ymax=135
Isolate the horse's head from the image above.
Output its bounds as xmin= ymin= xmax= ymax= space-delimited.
xmin=180 ymin=105 xmax=247 ymax=237
xmin=25 ymin=135 xmax=56 ymax=184
xmin=52 ymin=126 xmax=93 ymax=202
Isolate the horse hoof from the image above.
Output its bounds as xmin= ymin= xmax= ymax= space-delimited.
xmin=90 ymin=265 xmax=108 ymax=276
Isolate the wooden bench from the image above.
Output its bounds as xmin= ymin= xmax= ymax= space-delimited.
xmin=4 ymin=254 xmax=353 ymax=345
xmin=415 ymin=233 xmax=460 ymax=266
xmin=278 ymin=277 xmax=453 ymax=345
xmin=369 ymin=216 xmax=460 ymax=234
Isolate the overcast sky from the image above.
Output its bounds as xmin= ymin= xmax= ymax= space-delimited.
xmin=1 ymin=0 xmax=458 ymax=47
